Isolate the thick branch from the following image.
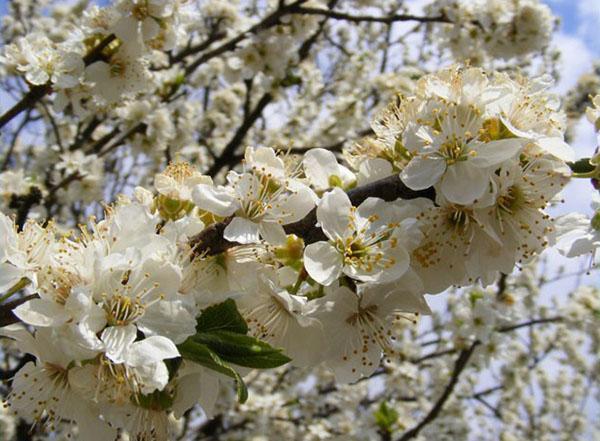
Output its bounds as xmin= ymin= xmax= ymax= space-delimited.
xmin=190 ymin=174 xmax=435 ymax=257
xmin=292 ymin=7 xmax=450 ymax=24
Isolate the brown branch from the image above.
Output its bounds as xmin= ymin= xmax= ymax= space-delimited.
xmin=411 ymin=317 xmax=564 ymax=364
xmin=190 ymin=174 xmax=435 ymax=257
xmin=292 ymin=7 xmax=450 ymax=25
xmin=184 ymin=0 xmax=310 ymax=76
xmin=396 ymin=344 xmax=477 ymax=441
xmin=206 ymin=92 xmax=273 ymax=177
xmin=0 ymin=295 xmax=38 ymax=328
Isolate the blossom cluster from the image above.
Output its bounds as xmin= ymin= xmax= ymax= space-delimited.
xmin=1 ymin=0 xmax=600 ymax=439
xmin=431 ymin=0 xmax=556 ymax=63
xmin=346 ymin=66 xmax=572 ymax=292
xmin=0 ymin=63 xmax=592 ymax=439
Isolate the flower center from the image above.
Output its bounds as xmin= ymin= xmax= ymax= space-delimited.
xmin=132 ymin=3 xmax=149 ymax=20
xmin=497 ymin=185 xmax=525 ymax=214
xmin=163 ymin=161 xmax=195 ymax=183
xmin=346 ymin=304 xmax=378 ymax=326
xmin=445 ymin=206 xmax=473 ymax=231
xmin=104 ymin=294 xmax=145 ymax=326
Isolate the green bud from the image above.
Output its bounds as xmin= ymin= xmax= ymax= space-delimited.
xmin=591 ymin=211 xmax=600 ymax=231
xmin=328 ymin=174 xmax=343 ymax=188
xmin=156 ymin=194 xmax=194 ymax=221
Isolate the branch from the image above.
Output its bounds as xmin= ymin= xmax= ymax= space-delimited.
xmin=292 ymin=7 xmax=450 ymax=25
xmin=184 ymin=0 xmax=309 ymax=76
xmin=396 ymin=344 xmax=477 ymax=441
xmin=0 ymin=295 xmax=38 ymax=328
xmin=190 ymin=174 xmax=435 ymax=257
xmin=411 ymin=317 xmax=564 ymax=364
xmin=206 ymin=92 xmax=273 ymax=177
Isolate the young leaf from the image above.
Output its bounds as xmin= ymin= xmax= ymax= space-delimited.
xmin=374 ymin=401 xmax=398 ymax=434
xmin=178 ymin=338 xmax=248 ymax=403
xmin=192 ymin=330 xmax=291 ymax=369
xmin=195 ymin=299 xmax=248 ymax=334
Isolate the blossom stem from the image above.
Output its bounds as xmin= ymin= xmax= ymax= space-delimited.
xmin=0 ymin=278 xmax=30 ymax=304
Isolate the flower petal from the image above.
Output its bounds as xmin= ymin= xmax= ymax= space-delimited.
xmin=536 ymin=137 xmax=575 ymax=162
xmin=13 ymin=298 xmax=70 ymax=327
xmin=400 ymin=156 xmax=446 ymax=190
xmin=316 ymin=187 xmax=352 ymax=241
xmin=101 ymin=325 xmax=137 ymax=364
xmin=224 ymin=217 xmax=261 ymax=244
xmin=440 ymin=162 xmax=489 ymax=205
xmin=470 ymin=139 xmax=524 ymax=167
xmin=259 ymin=222 xmax=287 ymax=245
xmin=128 ymin=336 xmax=179 ymax=366
xmin=304 ymin=241 xmax=343 ymax=286
xmin=192 ymin=184 xmax=238 ymax=217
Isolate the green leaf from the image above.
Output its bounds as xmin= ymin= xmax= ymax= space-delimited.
xmin=193 ymin=330 xmax=291 ymax=369
xmin=178 ymin=338 xmax=248 ymax=403
xmin=374 ymin=401 xmax=398 ymax=434
xmin=195 ymin=299 xmax=248 ymax=334
xmin=568 ymin=158 xmax=595 ymax=174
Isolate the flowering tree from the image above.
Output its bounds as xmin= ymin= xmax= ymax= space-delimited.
xmin=0 ymin=0 xmax=599 ymax=440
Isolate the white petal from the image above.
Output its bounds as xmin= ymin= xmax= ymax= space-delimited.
xmin=154 ymin=174 xmax=179 ymax=199
xmin=128 ymin=336 xmax=180 ymax=366
xmin=470 ymin=139 xmax=524 ymax=167
xmin=141 ymin=17 xmax=160 ymax=41
xmin=259 ymin=222 xmax=287 ymax=245
xmin=400 ymin=156 xmax=446 ymax=190
xmin=173 ymin=367 xmax=219 ymax=418
xmin=269 ymin=183 xmax=316 ymax=224
xmin=304 ymin=241 xmax=343 ymax=286
xmin=0 ymin=213 xmax=17 ymax=260
xmin=192 ymin=184 xmax=238 ymax=217
xmin=245 ymin=147 xmax=286 ymax=180
xmin=0 ymin=263 xmax=24 ymax=292
xmin=357 ymin=158 xmax=393 ymax=186
xmin=138 ymin=300 xmax=196 ymax=344
xmin=536 ymin=137 xmax=575 ymax=162
xmin=440 ymin=162 xmax=489 ymax=205
xmin=303 ymin=148 xmax=340 ymax=189
xmin=224 ymin=217 xmax=261 ymax=244
xmin=231 ymin=172 xmax=260 ymax=201
xmin=316 ymin=187 xmax=352 ymax=241
xmin=13 ymin=298 xmax=70 ymax=327
xmin=101 ymin=325 xmax=137 ymax=364
xmin=84 ymin=61 xmax=109 ymax=84
xmin=112 ymin=17 xmax=142 ymax=49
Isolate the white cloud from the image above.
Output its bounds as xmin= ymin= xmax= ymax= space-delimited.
xmin=577 ymin=0 xmax=600 ymax=52
xmin=552 ymin=32 xmax=594 ymax=94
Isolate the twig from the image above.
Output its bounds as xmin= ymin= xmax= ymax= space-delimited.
xmin=396 ymin=344 xmax=477 ymax=441
xmin=189 ymin=174 xmax=435 ymax=256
